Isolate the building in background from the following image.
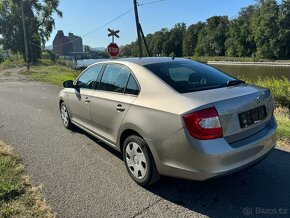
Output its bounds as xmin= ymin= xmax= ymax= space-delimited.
xmin=68 ymin=33 xmax=83 ymax=53
xmin=53 ymin=30 xmax=83 ymax=56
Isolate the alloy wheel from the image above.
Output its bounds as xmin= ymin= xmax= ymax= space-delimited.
xmin=61 ymin=105 xmax=69 ymax=127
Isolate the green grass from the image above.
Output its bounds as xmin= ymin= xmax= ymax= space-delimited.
xmin=22 ymin=65 xmax=80 ymax=86
xmin=0 ymin=140 xmax=53 ymax=217
xmin=275 ymin=107 xmax=290 ymax=142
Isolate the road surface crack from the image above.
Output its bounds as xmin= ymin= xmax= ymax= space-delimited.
xmin=132 ymin=198 xmax=162 ymax=217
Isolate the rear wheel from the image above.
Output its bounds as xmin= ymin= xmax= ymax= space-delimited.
xmin=123 ymin=135 xmax=160 ymax=186
xmin=60 ymin=102 xmax=73 ymax=130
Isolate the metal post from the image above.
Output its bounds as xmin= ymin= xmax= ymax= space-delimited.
xmin=133 ymin=0 xmax=143 ymax=58
xmin=20 ymin=0 xmax=29 ymax=70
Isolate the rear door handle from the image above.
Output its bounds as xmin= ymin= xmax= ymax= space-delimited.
xmin=84 ymin=97 xmax=91 ymax=103
xmin=116 ymin=104 xmax=125 ymax=112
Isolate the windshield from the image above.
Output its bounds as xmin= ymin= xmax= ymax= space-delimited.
xmin=144 ymin=60 xmax=236 ymax=93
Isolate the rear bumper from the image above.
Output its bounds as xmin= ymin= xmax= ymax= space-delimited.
xmin=146 ymin=117 xmax=277 ymax=181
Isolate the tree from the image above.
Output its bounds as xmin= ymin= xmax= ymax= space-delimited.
xmin=120 ymin=0 xmax=290 ymax=59
xmin=168 ymin=23 xmax=186 ymax=57
xmin=182 ymin=22 xmax=205 ymax=56
xmin=162 ymin=39 xmax=175 ymax=56
xmin=195 ymin=16 xmax=230 ymax=56
xmin=252 ymin=0 xmax=280 ymax=59
xmin=149 ymin=28 xmax=169 ymax=56
xmin=84 ymin=45 xmax=92 ymax=53
xmin=0 ymin=0 xmax=62 ymax=62
xmin=225 ymin=6 xmax=257 ymax=57
xmin=278 ymin=0 xmax=290 ymax=59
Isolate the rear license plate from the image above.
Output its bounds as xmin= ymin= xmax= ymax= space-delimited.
xmin=239 ymin=106 xmax=267 ymax=128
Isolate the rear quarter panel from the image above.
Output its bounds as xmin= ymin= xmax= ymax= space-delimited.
xmin=117 ymin=62 xmax=186 ymax=147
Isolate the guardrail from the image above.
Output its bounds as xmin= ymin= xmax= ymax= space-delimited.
xmin=207 ymin=61 xmax=290 ymax=67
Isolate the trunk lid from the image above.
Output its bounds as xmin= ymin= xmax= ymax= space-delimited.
xmin=182 ymin=84 xmax=274 ymax=143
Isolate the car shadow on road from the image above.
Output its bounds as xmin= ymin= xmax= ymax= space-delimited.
xmin=70 ymin=126 xmax=289 ymax=216
xmin=147 ymin=148 xmax=290 ymax=217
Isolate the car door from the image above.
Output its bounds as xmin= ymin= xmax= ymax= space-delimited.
xmin=67 ymin=64 xmax=103 ymax=131
xmin=91 ymin=64 xmax=140 ymax=145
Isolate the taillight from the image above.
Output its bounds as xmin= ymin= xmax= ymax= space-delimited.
xmin=183 ymin=107 xmax=223 ymax=140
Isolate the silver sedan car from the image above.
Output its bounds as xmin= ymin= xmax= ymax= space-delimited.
xmin=59 ymin=57 xmax=277 ymax=186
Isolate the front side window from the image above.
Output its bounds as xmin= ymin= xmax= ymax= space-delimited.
xmin=77 ymin=64 xmax=102 ymax=89
xmin=144 ymin=60 xmax=235 ymax=93
xmin=100 ymin=64 xmax=130 ymax=93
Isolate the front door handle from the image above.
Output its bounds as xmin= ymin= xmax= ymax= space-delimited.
xmin=116 ymin=104 xmax=125 ymax=112
xmin=84 ymin=97 xmax=91 ymax=103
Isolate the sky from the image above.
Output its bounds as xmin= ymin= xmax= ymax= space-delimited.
xmin=46 ymin=0 xmax=264 ymax=48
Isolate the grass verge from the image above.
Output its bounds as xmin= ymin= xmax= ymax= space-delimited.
xmin=0 ymin=140 xmax=53 ymax=218
xmin=274 ymin=107 xmax=290 ymax=142
xmin=21 ymin=65 xmax=80 ymax=86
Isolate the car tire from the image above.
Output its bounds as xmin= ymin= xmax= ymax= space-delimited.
xmin=60 ymin=102 xmax=73 ymax=130
xmin=123 ymin=135 xmax=160 ymax=186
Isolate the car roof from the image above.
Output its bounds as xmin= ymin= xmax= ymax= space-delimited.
xmin=104 ymin=57 xmax=190 ymax=66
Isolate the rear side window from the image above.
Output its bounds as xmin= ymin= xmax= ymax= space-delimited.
xmin=144 ymin=61 xmax=235 ymax=93
xmin=125 ymin=75 xmax=140 ymax=95
xmin=100 ymin=64 xmax=130 ymax=93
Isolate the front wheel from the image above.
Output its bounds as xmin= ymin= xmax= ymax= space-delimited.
xmin=60 ymin=102 xmax=73 ymax=130
xmin=123 ymin=135 xmax=160 ymax=186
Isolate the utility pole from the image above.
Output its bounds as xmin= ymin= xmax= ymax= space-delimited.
xmin=139 ymin=24 xmax=151 ymax=57
xmin=20 ymin=0 xmax=29 ymax=70
xmin=133 ymin=0 xmax=143 ymax=58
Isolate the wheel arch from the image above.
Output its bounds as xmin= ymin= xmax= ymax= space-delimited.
xmin=119 ymin=129 xmax=142 ymax=155
xmin=118 ymin=127 xmax=161 ymax=171
xmin=59 ymin=99 xmax=64 ymax=108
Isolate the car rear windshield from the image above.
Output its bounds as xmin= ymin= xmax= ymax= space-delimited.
xmin=144 ymin=60 xmax=236 ymax=93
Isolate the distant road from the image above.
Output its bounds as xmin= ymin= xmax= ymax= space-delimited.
xmin=208 ymin=61 xmax=290 ymax=67
xmin=0 ymin=68 xmax=289 ymax=217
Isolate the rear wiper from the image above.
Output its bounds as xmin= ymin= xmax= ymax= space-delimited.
xmin=227 ymin=79 xmax=245 ymax=87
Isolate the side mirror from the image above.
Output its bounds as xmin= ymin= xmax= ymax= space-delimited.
xmin=63 ymin=80 xmax=74 ymax=88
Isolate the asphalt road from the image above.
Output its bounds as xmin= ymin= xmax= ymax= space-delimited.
xmin=0 ymin=68 xmax=289 ymax=217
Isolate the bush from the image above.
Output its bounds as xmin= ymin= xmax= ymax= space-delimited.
xmin=274 ymin=106 xmax=290 ymax=141
xmin=247 ymin=77 xmax=290 ymax=109
xmin=56 ymin=58 xmax=73 ymax=67
xmin=0 ymin=59 xmax=14 ymax=68
xmin=0 ymin=55 xmax=25 ymax=69
xmin=38 ymin=59 xmax=54 ymax=66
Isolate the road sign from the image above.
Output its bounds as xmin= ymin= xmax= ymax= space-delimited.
xmin=108 ymin=29 xmax=120 ymax=38
xmin=107 ymin=43 xmax=120 ymax=57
